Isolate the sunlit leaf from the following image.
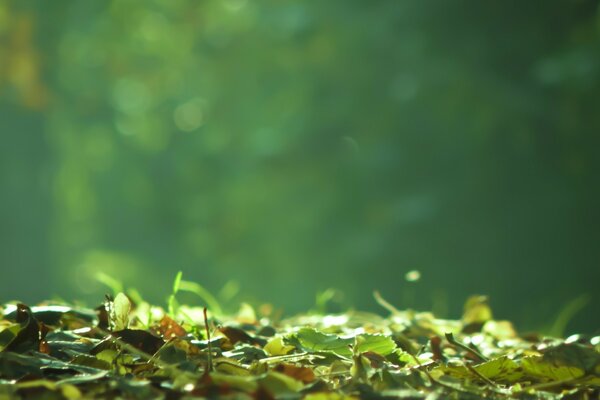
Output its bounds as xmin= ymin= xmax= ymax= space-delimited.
xmin=112 ymin=293 xmax=131 ymax=331
xmin=462 ymin=295 xmax=492 ymax=327
xmin=259 ymin=371 xmax=305 ymax=395
xmin=521 ymin=355 xmax=585 ymax=381
xmin=15 ymin=379 xmax=82 ymax=400
xmin=264 ymin=336 xmax=295 ymax=356
xmin=0 ymin=295 xmax=597 ymax=398
xmin=355 ymin=334 xmax=397 ymax=356
xmin=155 ymin=315 xmax=186 ymax=339
xmin=290 ymin=328 xmax=396 ymax=358
xmin=291 ymin=327 xmax=352 ymax=356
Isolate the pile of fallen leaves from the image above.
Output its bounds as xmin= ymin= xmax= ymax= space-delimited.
xmin=0 ymin=291 xmax=598 ymax=399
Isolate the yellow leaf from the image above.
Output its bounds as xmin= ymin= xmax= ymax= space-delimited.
xmin=113 ymin=292 xmax=131 ymax=330
xmin=264 ymin=336 xmax=295 ymax=356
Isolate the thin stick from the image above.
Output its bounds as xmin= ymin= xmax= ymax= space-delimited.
xmin=203 ymin=307 xmax=213 ymax=372
xmin=315 ymin=370 xmax=352 ymax=378
xmin=523 ymin=377 xmax=583 ymax=391
xmin=444 ymin=333 xmax=488 ymax=362
xmin=258 ymin=352 xmax=326 ymax=364
xmin=408 ymin=353 xmax=462 ymax=392
xmin=465 ymin=363 xmax=498 ymax=388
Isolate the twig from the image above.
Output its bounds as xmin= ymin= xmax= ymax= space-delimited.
xmin=522 ymin=377 xmax=583 ymax=392
xmin=465 ymin=363 xmax=498 ymax=388
xmin=407 ymin=353 xmax=470 ymax=394
xmin=407 ymin=359 xmax=436 ymax=371
xmin=315 ymin=370 xmax=352 ymax=378
xmin=258 ymin=352 xmax=326 ymax=364
xmin=444 ymin=333 xmax=488 ymax=362
xmin=203 ymin=307 xmax=213 ymax=372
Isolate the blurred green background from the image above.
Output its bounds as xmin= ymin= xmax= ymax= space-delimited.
xmin=1 ymin=0 xmax=598 ymax=334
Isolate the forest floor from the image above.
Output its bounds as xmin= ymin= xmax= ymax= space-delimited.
xmin=0 ymin=282 xmax=598 ymax=399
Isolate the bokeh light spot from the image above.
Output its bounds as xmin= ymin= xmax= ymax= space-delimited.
xmin=112 ymin=78 xmax=151 ymax=115
xmin=405 ymin=270 xmax=421 ymax=282
xmin=174 ymin=98 xmax=206 ymax=132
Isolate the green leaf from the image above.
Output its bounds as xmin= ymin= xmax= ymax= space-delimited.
xmin=433 ymin=355 xmax=524 ymax=384
xmin=112 ymin=292 xmax=131 ymax=331
xmin=521 ymin=355 xmax=585 ymax=381
xmin=177 ymin=279 xmax=223 ymax=316
xmin=95 ymin=272 xmax=123 ymax=295
xmin=15 ymin=380 xmax=82 ymax=400
xmin=355 ymin=334 xmax=397 ymax=356
xmin=540 ymin=343 xmax=600 ymax=373
xmin=168 ymin=271 xmax=183 ymax=317
xmin=210 ymin=372 xmax=259 ymax=393
xmin=172 ymin=271 xmax=183 ymax=294
xmin=462 ymin=295 xmax=492 ymax=325
xmin=0 ymin=324 xmax=20 ymax=351
xmin=473 ymin=356 xmax=523 ymax=382
xmin=290 ymin=328 xmax=396 ymax=358
xmin=259 ymin=371 xmax=305 ymax=395
xmin=264 ymin=336 xmax=295 ymax=356
xmin=291 ymin=327 xmax=352 ymax=357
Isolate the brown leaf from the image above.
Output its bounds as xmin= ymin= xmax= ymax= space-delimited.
xmin=155 ymin=315 xmax=187 ymax=339
xmin=4 ymin=304 xmax=40 ymax=353
xmin=95 ymin=303 xmax=110 ymax=330
xmin=38 ymin=322 xmax=51 ymax=354
xmin=274 ymin=363 xmax=316 ymax=383
xmin=219 ymin=326 xmax=257 ymax=346
xmin=429 ymin=335 xmax=445 ymax=362
xmin=112 ymin=329 xmax=165 ymax=355
xmin=39 ymin=340 xmax=50 ymax=354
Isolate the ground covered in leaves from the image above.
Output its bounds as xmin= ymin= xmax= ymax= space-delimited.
xmin=0 ymin=290 xmax=598 ymax=399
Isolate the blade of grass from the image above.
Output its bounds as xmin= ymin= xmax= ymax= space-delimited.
xmin=549 ymin=294 xmax=590 ymax=337
xmin=178 ymin=280 xmax=223 ymax=316
xmin=168 ymin=271 xmax=183 ymax=317
xmin=95 ymin=272 xmax=123 ymax=295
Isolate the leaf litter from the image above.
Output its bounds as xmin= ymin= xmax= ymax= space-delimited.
xmin=0 ymin=282 xmax=598 ymax=399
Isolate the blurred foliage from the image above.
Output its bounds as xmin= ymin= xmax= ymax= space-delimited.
xmin=0 ymin=0 xmax=599 ymax=332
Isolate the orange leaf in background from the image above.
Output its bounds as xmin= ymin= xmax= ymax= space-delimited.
xmin=1 ymin=12 xmax=48 ymax=110
xmin=156 ymin=315 xmax=187 ymax=339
